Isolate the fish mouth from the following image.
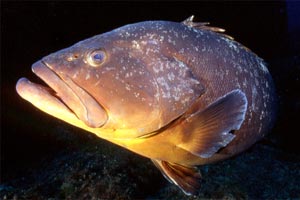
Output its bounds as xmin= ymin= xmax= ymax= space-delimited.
xmin=16 ymin=60 xmax=108 ymax=128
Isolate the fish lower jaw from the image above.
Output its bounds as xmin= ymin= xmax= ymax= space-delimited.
xmin=21 ymin=60 xmax=108 ymax=128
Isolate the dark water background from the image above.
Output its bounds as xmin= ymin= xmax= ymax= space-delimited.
xmin=1 ymin=1 xmax=300 ymax=199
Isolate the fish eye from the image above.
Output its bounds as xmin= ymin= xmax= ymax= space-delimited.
xmin=87 ymin=49 xmax=106 ymax=67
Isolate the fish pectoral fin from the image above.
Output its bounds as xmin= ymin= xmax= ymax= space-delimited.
xmin=151 ymin=159 xmax=201 ymax=196
xmin=182 ymin=15 xmax=234 ymax=40
xmin=177 ymin=89 xmax=248 ymax=158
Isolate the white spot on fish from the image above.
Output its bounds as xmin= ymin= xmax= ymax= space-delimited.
xmin=260 ymin=111 xmax=265 ymax=120
xmin=234 ymin=77 xmax=241 ymax=88
xmin=167 ymin=72 xmax=175 ymax=81
xmin=85 ymin=73 xmax=90 ymax=80
xmin=159 ymin=36 xmax=164 ymax=42
xmin=157 ymin=77 xmax=171 ymax=99
xmin=134 ymin=92 xmax=140 ymax=98
xmin=148 ymin=39 xmax=158 ymax=45
xmin=125 ymin=84 xmax=131 ymax=91
xmin=258 ymin=124 xmax=262 ymax=133
xmin=225 ymin=69 xmax=229 ymax=76
xmin=167 ymin=35 xmax=176 ymax=45
xmin=243 ymin=79 xmax=248 ymax=88
xmin=72 ymin=72 xmax=79 ymax=79
xmin=132 ymin=40 xmax=141 ymax=50
xmin=266 ymin=81 xmax=269 ymax=88
xmin=182 ymin=34 xmax=188 ymax=39
xmin=154 ymin=92 xmax=160 ymax=101
xmin=220 ymin=37 xmax=239 ymax=52
xmin=153 ymin=63 xmax=163 ymax=73
xmin=94 ymin=80 xmax=100 ymax=86
xmin=252 ymin=86 xmax=257 ymax=111
xmin=125 ymin=72 xmax=133 ymax=78
xmin=259 ymin=61 xmax=269 ymax=73
xmin=255 ymin=78 xmax=259 ymax=87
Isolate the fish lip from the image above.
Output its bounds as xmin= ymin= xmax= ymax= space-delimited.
xmin=31 ymin=60 xmax=77 ymax=114
xmin=31 ymin=60 xmax=108 ymax=128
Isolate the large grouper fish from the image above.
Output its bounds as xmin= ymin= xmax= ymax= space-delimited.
xmin=16 ymin=16 xmax=277 ymax=195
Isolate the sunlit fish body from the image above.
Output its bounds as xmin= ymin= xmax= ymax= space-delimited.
xmin=16 ymin=16 xmax=277 ymax=195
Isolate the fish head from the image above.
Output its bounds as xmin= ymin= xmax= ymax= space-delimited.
xmin=16 ymin=22 xmax=204 ymax=139
xmin=17 ymin=29 xmax=165 ymax=139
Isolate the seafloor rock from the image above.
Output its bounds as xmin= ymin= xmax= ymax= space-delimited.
xmin=1 ymin=132 xmax=299 ymax=199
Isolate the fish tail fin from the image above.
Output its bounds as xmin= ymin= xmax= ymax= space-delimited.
xmin=151 ymin=159 xmax=201 ymax=196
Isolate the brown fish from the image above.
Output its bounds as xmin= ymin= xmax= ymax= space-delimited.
xmin=16 ymin=16 xmax=277 ymax=195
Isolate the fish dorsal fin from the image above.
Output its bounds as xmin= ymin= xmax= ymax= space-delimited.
xmin=151 ymin=159 xmax=201 ymax=196
xmin=175 ymin=89 xmax=248 ymax=158
xmin=182 ymin=15 xmax=234 ymax=40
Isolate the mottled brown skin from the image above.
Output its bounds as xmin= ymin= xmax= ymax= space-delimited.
xmin=16 ymin=17 xmax=277 ymax=195
xmin=107 ymin=21 xmax=277 ymax=165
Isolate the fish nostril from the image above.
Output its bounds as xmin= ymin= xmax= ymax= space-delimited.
xmin=67 ymin=54 xmax=79 ymax=62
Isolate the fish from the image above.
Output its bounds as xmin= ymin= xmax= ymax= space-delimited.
xmin=16 ymin=16 xmax=277 ymax=195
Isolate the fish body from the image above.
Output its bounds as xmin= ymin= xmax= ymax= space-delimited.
xmin=16 ymin=16 xmax=277 ymax=195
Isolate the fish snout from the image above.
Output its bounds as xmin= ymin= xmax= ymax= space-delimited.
xmin=31 ymin=60 xmax=108 ymax=128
